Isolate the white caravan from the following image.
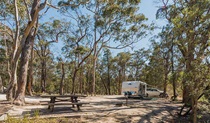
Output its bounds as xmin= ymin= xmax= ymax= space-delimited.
xmin=121 ymin=81 xmax=147 ymax=97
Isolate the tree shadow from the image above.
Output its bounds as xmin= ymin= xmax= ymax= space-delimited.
xmin=20 ymin=97 xmax=183 ymax=123
xmin=137 ymin=103 xmax=180 ymax=123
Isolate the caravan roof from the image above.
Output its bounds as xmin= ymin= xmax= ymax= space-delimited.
xmin=122 ymin=81 xmax=147 ymax=85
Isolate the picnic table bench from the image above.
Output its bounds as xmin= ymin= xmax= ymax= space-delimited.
xmin=40 ymin=94 xmax=89 ymax=112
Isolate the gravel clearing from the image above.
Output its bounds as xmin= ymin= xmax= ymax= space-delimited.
xmin=0 ymin=94 xmax=184 ymax=122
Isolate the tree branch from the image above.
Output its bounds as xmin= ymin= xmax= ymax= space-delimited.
xmin=47 ymin=2 xmax=60 ymax=9
xmin=23 ymin=0 xmax=32 ymax=21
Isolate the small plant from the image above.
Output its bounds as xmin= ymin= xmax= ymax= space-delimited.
xmin=198 ymin=96 xmax=209 ymax=103
xmin=197 ymin=114 xmax=202 ymax=119
xmin=22 ymin=113 xmax=30 ymax=123
xmin=5 ymin=114 xmax=22 ymax=123
xmin=33 ymin=109 xmax=40 ymax=118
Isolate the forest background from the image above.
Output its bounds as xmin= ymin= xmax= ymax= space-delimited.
xmin=0 ymin=0 xmax=209 ymax=122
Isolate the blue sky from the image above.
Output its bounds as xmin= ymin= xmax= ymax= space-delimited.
xmin=42 ymin=0 xmax=168 ymax=57
xmin=110 ymin=0 xmax=168 ymax=55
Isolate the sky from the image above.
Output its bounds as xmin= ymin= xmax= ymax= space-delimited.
xmin=41 ymin=0 xmax=168 ymax=57
xmin=109 ymin=0 xmax=168 ymax=55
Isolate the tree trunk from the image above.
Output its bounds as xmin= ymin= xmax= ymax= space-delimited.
xmin=40 ymin=61 xmax=46 ymax=93
xmin=163 ymin=72 xmax=168 ymax=94
xmin=6 ymin=0 xmax=19 ymax=101
xmin=163 ymin=81 xmax=167 ymax=94
xmin=191 ymin=96 xmax=198 ymax=123
xmin=118 ymin=69 xmax=122 ymax=95
xmin=13 ymin=33 xmax=34 ymax=105
xmin=82 ymin=74 xmax=85 ymax=95
xmin=171 ymin=43 xmax=177 ymax=100
xmin=3 ymin=28 xmax=12 ymax=94
xmin=122 ymin=66 xmax=126 ymax=81
xmin=6 ymin=64 xmax=18 ymax=100
xmin=71 ymin=68 xmax=79 ymax=94
xmin=59 ymin=63 xmax=65 ymax=95
xmin=101 ymin=77 xmax=108 ymax=95
xmin=10 ymin=0 xmax=45 ymax=104
xmin=27 ymin=40 xmax=34 ymax=96
xmin=86 ymin=70 xmax=91 ymax=95
xmin=92 ymin=56 xmax=97 ymax=96
xmin=79 ymin=69 xmax=83 ymax=94
xmin=0 ymin=76 xmax=3 ymax=93
xmin=107 ymin=63 xmax=111 ymax=95
xmin=182 ymin=82 xmax=190 ymax=103
xmin=182 ymin=60 xmax=192 ymax=103
xmin=43 ymin=61 xmax=47 ymax=92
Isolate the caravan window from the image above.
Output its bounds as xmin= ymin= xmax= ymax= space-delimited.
xmin=128 ymin=83 xmax=132 ymax=85
xmin=147 ymin=88 xmax=152 ymax=91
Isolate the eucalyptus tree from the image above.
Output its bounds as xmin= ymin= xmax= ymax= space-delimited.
xmin=143 ymin=41 xmax=165 ymax=88
xmin=0 ymin=0 xmax=20 ymax=100
xmin=13 ymin=0 xmax=52 ymax=105
xmin=156 ymin=0 xmax=210 ymax=122
xmin=35 ymin=20 xmax=65 ymax=93
xmin=114 ymin=52 xmax=131 ymax=94
xmin=61 ymin=15 xmax=93 ymax=94
xmin=99 ymin=49 xmax=113 ymax=94
xmin=56 ymin=58 xmax=65 ymax=95
xmin=157 ymin=26 xmax=175 ymax=95
xmin=0 ymin=13 xmax=13 ymax=91
xmin=0 ymin=76 xmax=3 ymax=93
xmin=159 ymin=24 xmax=184 ymax=100
xmin=0 ymin=0 xmax=58 ymax=105
xmin=129 ymin=48 xmax=149 ymax=81
xmin=59 ymin=0 xmax=148 ymax=95
xmin=110 ymin=56 xmax=122 ymax=94
xmin=0 ymin=38 xmax=9 ymax=89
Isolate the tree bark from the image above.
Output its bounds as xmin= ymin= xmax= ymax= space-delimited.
xmin=163 ymin=65 xmax=169 ymax=95
xmin=171 ymin=43 xmax=177 ymax=100
xmin=13 ymin=0 xmax=41 ymax=105
xmin=40 ymin=61 xmax=46 ymax=92
xmin=13 ymin=33 xmax=34 ymax=105
xmin=71 ymin=69 xmax=77 ymax=94
xmin=59 ymin=63 xmax=65 ymax=95
xmin=191 ymin=96 xmax=198 ymax=123
xmin=92 ymin=56 xmax=97 ymax=95
xmin=0 ymin=76 xmax=3 ymax=93
xmin=6 ymin=64 xmax=18 ymax=100
xmin=3 ymin=24 xmax=12 ymax=94
xmin=118 ymin=69 xmax=122 ymax=95
xmin=182 ymin=54 xmax=193 ymax=103
xmin=107 ymin=56 xmax=111 ymax=95
xmin=101 ymin=76 xmax=108 ymax=95
xmin=27 ymin=38 xmax=35 ymax=96
xmin=6 ymin=0 xmax=19 ymax=101
xmin=7 ymin=0 xmax=46 ymax=103
xmin=79 ymin=69 xmax=83 ymax=94
xmin=43 ymin=61 xmax=47 ymax=92
xmin=163 ymin=74 xmax=167 ymax=94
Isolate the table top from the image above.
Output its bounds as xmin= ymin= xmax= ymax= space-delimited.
xmin=40 ymin=94 xmax=87 ymax=98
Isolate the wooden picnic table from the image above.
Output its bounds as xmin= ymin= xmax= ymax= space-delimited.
xmin=40 ymin=94 xmax=88 ymax=111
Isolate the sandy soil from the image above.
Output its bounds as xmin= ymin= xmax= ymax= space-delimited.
xmin=0 ymin=94 xmax=185 ymax=123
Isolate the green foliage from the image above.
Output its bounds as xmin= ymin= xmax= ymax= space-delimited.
xmin=0 ymin=47 xmax=6 ymax=62
xmin=33 ymin=109 xmax=40 ymax=118
xmin=198 ymin=96 xmax=209 ymax=104
xmin=74 ymin=46 xmax=89 ymax=55
xmin=46 ymin=83 xmax=56 ymax=94
xmin=156 ymin=1 xmax=210 ymax=122
xmin=52 ymin=20 xmax=61 ymax=28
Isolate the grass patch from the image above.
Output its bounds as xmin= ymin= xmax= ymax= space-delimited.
xmin=3 ymin=110 xmax=85 ymax=123
xmin=4 ymin=116 xmax=84 ymax=123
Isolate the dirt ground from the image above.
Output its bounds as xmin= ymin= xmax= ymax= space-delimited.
xmin=0 ymin=95 xmax=187 ymax=123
